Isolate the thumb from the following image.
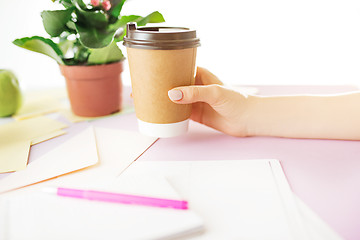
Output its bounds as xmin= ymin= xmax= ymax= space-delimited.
xmin=168 ymin=85 xmax=222 ymax=106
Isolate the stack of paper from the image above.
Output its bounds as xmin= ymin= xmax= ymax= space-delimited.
xmin=0 ymin=116 xmax=67 ymax=173
xmin=2 ymin=174 xmax=204 ymax=240
xmin=118 ymin=160 xmax=306 ymax=240
xmin=116 ymin=160 xmax=343 ymax=240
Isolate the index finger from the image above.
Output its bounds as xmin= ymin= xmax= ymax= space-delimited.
xmin=195 ymin=67 xmax=223 ymax=86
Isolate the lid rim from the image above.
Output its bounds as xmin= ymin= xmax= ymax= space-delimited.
xmin=123 ymin=38 xmax=200 ymax=50
xmin=123 ymin=23 xmax=200 ymax=50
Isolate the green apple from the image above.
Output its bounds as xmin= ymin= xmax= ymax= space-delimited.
xmin=0 ymin=69 xmax=22 ymax=117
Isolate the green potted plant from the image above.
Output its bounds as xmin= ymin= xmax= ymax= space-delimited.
xmin=13 ymin=0 xmax=164 ymax=117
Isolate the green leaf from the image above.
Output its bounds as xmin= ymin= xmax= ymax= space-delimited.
xmin=12 ymin=36 xmax=64 ymax=65
xmin=110 ymin=15 xmax=140 ymax=41
xmin=71 ymin=0 xmax=87 ymax=10
xmin=76 ymin=24 xmax=116 ymax=48
xmin=88 ymin=41 xmax=124 ymax=65
xmin=73 ymin=0 xmax=108 ymax=28
xmin=59 ymin=0 xmax=74 ymax=9
xmin=110 ymin=11 xmax=165 ymax=42
xmin=74 ymin=43 xmax=90 ymax=63
xmin=41 ymin=8 xmax=75 ymax=37
xmin=110 ymin=0 xmax=126 ymax=18
xmin=110 ymin=11 xmax=165 ymax=32
xmin=66 ymin=21 xmax=77 ymax=31
xmin=58 ymin=39 xmax=74 ymax=55
xmin=137 ymin=11 xmax=165 ymax=26
xmin=109 ymin=15 xmax=141 ymax=31
xmin=76 ymin=9 xmax=108 ymax=28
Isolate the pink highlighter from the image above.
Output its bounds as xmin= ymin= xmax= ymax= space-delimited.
xmin=43 ymin=187 xmax=188 ymax=210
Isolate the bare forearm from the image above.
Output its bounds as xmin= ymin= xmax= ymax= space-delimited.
xmin=245 ymin=92 xmax=360 ymax=140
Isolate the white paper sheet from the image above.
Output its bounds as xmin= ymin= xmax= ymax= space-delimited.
xmin=2 ymin=173 xmax=204 ymax=240
xmin=295 ymin=196 xmax=343 ymax=240
xmin=121 ymin=159 xmax=308 ymax=240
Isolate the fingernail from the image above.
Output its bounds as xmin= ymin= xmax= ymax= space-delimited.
xmin=168 ymin=89 xmax=183 ymax=101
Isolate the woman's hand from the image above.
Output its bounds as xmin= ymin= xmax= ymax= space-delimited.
xmin=168 ymin=67 xmax=252 ymax=137
xmin=169 ymin=67 xmax=360 ymax=140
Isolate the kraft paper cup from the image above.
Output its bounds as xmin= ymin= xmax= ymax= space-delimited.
xmin=124 ymin=23 xmax=200 ymax=138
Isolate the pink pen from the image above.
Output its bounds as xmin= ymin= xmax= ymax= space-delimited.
xmin=43 ymin=187 xmax=188 ymax=210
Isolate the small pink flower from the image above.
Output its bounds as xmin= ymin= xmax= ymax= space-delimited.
xmin=102 ymin=0 xmax=111 ymax=11
xmin=91 ymin=0 xmax=100 ymax=6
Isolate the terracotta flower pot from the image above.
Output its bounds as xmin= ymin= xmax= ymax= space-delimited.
xmin=59 ymin=61 xmax=123 ymax=117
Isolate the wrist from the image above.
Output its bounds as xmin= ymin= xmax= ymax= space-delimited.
xmin=241 ymin=95 xmax=262 ymax=137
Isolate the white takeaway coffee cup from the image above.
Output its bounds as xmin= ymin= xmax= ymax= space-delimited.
xmin=123 ymin=22 xmax=200 ymax=138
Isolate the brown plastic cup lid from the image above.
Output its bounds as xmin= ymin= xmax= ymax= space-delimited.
xmin=123 ymin=22 xmax=200 ymax=50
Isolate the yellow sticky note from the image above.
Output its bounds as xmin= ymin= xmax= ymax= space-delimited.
xmin=13 ymin=98 xmax=64 ymax=121
xmin=0 ymin=116 xmax=67 ymax=144
xmin=0 ymin=116 xmax=68 ymax=173
xmin=24 ymin=88 xmax=67 ymax=101
xmin=0 ymin=140 xmax=30 ymax=173
xmin=12 ymin=88 xmax=68 ymax=120
xmin=60 ymin=105 xmax=135 ymax=123
xmin=31 ymin=130 xmax=67 ymax=145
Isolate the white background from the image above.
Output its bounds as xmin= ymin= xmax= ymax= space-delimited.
xmin=1 ymin=0 xmax=360 ymax=90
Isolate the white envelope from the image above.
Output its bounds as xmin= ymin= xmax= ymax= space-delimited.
xmin=0 ymin=127 xmax=158 ymax=194
xmin=0 ymin=127 xmax=98 ymax=193
xmin=47 ymin=127 xmax=158 ymax=189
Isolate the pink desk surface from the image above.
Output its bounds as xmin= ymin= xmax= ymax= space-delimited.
xmin=93 ymin=84 xmax=360 ymax=240
xmin=19 ymin=85 xmax=360 ymax=240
